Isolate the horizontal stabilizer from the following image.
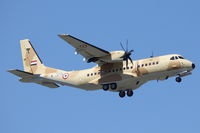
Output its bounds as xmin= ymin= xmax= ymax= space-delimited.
xmin=8 ymin=69 xmax=59 ymax=88
xmin=8 ymin=69 xmax=34 ymax=78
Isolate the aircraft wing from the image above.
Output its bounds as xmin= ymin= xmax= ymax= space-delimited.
xmin=58 ymin=34 xmax=110 ymax=63
xmin=8 ymin=69 xmax=59 ymax=88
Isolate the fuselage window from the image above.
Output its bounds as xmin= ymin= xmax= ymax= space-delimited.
xmin=87 ymin=74 xmax=89 ymax=77
xmin=152 ymin=62 xmax=155 ymax=65
xmin=130 ymin=66 xmax=133 ymax=69
xmin=127 ymin=67 xmax=129 ymax=69
xmin=138 ymin=65 xmax=140 ymax=68
xmin=123 ymin=67 xmax=126 ymax=70
xmin=94 ymin=73 xmax=97 ymax=75
xmin=116 ymin=69 xmax=119 ymax=72
xmin=149 ymin=63 xmax=151 ymax=65
xmin=145 ymin=64 xmax=148 ymax=66
xmin=156 ymin=61 xmax=159 ymax=64
xmin=108 ymin=70 xmax=111 ymax=73
xmin=141 ymin=64 xmax=144 ymax=67
xmin=120 ymin=68 xmax=122 ymax=71
xmin=91 ymin=73 xmax=93 ymax=76
xmin=98 ymin=72 xmax=100 ymax=74
xmin=112 ymin=70 xmax=115 ymax=72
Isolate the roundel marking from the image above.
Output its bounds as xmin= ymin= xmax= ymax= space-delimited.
xmin=62 ymin=73 xmax=69 ymax=79
xmin=79 ymin=44 xmax=87 ymax=48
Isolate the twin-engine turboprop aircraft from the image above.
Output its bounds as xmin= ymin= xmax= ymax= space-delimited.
xmin=8 ymin=34 xmax=195 ymax=98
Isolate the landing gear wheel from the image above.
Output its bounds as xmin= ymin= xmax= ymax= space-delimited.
xmin=110 ymin=83 xmax=117 ymax=90
xmin=119 ymin=91 xmax=125 ymax=98
xmin=102 ymin=84 xmax=109 ymax=91
xmin=176 ymin=77 xmax=182 ymax=83
xmin=127 ymin=90 xmax=133 ymax=97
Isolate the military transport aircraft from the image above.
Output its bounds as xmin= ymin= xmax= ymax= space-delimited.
xmin=8 ymin=34 xmax=195 ymax=98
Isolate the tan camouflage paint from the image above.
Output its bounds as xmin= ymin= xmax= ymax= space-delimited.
xmin=17 ymin=39 xmax=193 ymax=91
xmin=20 ymin=40 xmax=45 ymax=74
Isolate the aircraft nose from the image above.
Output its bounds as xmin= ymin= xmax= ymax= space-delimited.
xmin=192 ymin=63 xmax=195 ymax=69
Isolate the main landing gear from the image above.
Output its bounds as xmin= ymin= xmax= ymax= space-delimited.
xmin=102 ymin=83 xmax=117 ymax=91
xmin=102 ymin=83 xmax=133 ymax=98
xmin=175 ymin=77 xmax=182 ymax=83
xmin=119 ymin=90 xmax=133 ymax=98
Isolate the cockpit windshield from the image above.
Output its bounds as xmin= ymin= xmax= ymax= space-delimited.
xmin=178 ymin=56 xmax=184 ymax=59
xmin=170 ymin=56 xmax=175 ymax=60
xmin=170 ymin=56 xmax=184 ymax=60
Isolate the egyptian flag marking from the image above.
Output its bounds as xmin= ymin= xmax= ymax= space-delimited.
xmin=30 ymin=60 xmax=37 ymax=66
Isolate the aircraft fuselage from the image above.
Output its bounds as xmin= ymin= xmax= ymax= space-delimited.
xmin=40 ymin=54 xmax=194 ymax=93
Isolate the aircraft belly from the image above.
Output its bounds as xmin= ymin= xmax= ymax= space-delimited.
xmin=72 ymin=75 xmax=142 ymax=91
xmin=143 ymin=68 xmax=186 ymax=81
xmin=98 ymin=74 xmax=121 ymax=84
xmin=77 ymin=84 xmax=101 ymax=91
xmin=117 ymin=79 xmax=138 ymax=90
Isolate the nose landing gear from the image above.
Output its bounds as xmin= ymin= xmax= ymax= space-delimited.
xmin=175 ymin=77 xmax=182 ymax=83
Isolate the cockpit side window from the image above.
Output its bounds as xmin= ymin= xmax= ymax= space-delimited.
xmin=175 ymin=56 xmax=178 ymax=60
xmin=178 ymin=56 xmax=184 ymax=59
xmin=170 ymin=56 xmax=175 ymax=60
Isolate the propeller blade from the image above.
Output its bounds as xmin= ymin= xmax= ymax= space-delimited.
xmin=120 ymin=42 xmax=126 ymax=51
xmin=120 ymin=40 xmax=134 ymax=65
xmin=126 ymin=39 xmax=128 ymax=51
xmin=128 ymin=56 xmax=133 ymax=64
xmin=129 ymin=49 xmax=134 ymax=53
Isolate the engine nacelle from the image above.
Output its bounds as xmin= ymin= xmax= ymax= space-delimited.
xmin=100 ymin=51 xmax=125 ymax=63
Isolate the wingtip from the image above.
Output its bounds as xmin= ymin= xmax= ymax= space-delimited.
xmin=7 ymin=69 xmax=16 ymax=74
xmin=7 ymin=69 xmax=18 ymax=72
xmin=58 ymin=34 xmax=69 ymax=37
xmin=7 ymin=69 xmax=12 ymax=72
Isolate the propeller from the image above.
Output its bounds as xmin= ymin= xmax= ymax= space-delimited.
xmin=120 ymin=40 xmax=134 ymax=67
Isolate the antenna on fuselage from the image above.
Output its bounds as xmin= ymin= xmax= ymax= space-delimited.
xmin=150 ymin=51 xmax=154 ymax=58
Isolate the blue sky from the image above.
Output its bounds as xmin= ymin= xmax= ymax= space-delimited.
xmin=1 ymin=0 xmax=200 ymax=133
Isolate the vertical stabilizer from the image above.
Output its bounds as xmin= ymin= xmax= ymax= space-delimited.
xmin=20 ymin=39 xmax=45 ymax=74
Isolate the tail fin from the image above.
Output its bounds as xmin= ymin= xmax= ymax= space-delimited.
xmin=20 ymin=39 xmax=45 ymax=74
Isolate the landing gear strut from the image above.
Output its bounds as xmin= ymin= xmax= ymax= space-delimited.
xmin=176 ymin=77 xmax=182 ymax=83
